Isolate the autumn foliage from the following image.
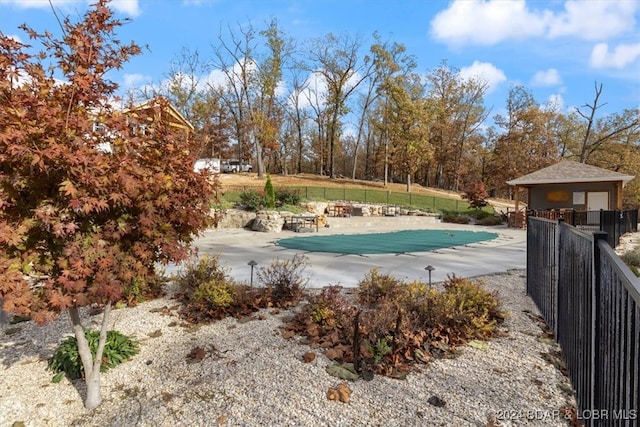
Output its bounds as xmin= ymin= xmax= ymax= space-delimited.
xmin=462 ymin=181 xmax=489 ymax=210
xmin=0 ymin=2 xmax=217 ymax=324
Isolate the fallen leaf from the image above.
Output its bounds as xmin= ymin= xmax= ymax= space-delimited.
xmin=326 ymin=363 xmax=359 ymax=381
xmin=187 ymin=346 xmax=206 ymax=362
xmin=414 ymin=348 xmax=431 ymax=363
xmin=336 ymin=382 xmax=352 ymax=403
xmin=326 ymin=388 xmax=339 ymax=401
xmin=468 ymin=340 xmax=488 ymax=350
xmin=325 ymin=348 xmax=343 ymax=360
xmin=147 ymin=329 xmax=163 ymax=338
xmin=303 ymin=352 xmax=316 ymax=363
xmin=327 ymin=382 xmax=352 ymax=403
xmin=281 ymin=330 xmax=296 ymax=339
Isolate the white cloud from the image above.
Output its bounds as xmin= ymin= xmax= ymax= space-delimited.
xmin=430 ymin=0 xmax=547 ymax=46
xmin=458 ymin=61 xmax=507 ymax=94
xmin=109 ymin=0 xmax=140 ymax=17
xmin=6 ymin=34 xmax=22 ymax=43
xmin=545 ymin=94 xmax=565 ymax=112
xmin=430 ymin=0 xmax=639 ymax=46
xmin=200 ymin=69 xmax=227 ymax=90
xmin=531 ymin=68 xmax=562 ymax=87
xmin=547 ymin=0 xmax=638 ymax=40
xmin=123 ymin=73 xmax=151 ymax=88
xmin=0 ymin=0 xmax=141 ymax=16
xmin=589 ymin=42 xmax=640 ymax=69
xmin=0 ymin=0 xmax=78 ymax=8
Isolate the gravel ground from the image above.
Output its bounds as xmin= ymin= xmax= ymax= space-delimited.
xmin=0 ymin=269 xmax=577 ymax=427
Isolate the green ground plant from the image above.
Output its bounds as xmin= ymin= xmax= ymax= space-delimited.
xmin=49 ymin=330 xmax=139 ymax=383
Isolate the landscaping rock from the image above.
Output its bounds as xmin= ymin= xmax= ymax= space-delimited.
xmin=252 ymin=211 xmax=285 ymax=232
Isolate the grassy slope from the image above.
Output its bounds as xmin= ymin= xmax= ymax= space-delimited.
xmin=218 ymin=172 xmax=516 ymax=212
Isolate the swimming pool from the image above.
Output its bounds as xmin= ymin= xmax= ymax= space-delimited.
xmin=276 ymin=229 xmax=499 ymax=255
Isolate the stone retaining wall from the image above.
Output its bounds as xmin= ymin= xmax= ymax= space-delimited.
xmin=213 ymin=203 xmax=438 ymax=232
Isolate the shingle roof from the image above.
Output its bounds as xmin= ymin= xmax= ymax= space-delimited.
xmin=506 ymin=160 xmax=635 ymax=186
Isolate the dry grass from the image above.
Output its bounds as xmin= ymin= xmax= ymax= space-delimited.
xmin=218 ymin=172 xmax=463 ymax=200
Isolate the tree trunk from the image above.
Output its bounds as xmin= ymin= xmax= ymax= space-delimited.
xmin=69 ymin=302 xmax=112 ymax=410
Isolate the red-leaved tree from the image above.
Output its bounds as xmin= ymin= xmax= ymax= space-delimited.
xmin=0 ymin=1 xmax=217 ymax=409
xmin=462 ymin=181 xmax=489 ymax=210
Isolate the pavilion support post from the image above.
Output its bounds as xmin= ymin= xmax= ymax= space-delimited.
xmin=616 ymin=182 xmax=623 ymax=209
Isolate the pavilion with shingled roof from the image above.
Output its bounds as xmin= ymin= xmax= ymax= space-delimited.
xmin=505 ymin=160 xmax=635 ymax=228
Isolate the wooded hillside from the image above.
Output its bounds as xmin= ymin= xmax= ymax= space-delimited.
xmin=144 ymin=23 xmax=639 ymax=207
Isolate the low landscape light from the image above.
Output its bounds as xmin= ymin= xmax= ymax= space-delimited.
xmin=425 ymin=265 xmax=435 ymax=288
xmin=248 ymin=260 xmax=258 ymax=287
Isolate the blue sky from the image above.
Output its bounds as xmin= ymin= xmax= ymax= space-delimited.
xmin=1 ymin=0 xmax=639 ymax=121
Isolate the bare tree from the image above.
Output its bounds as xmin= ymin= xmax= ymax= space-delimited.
xmin=306 ymin=33 xmax=371 ymax=178
xmin=576 ymin=81 xmax=639 ymax=163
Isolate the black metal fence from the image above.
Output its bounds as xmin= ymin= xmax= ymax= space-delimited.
xmin=528 ymin=209 xmax=639 ymax=248
xmin=527 ymin=217 xmax=640 ymax=425
xmin=526 ymin=217 xmax=558 ymax=333
xmin=222 ymin=184 xmax=470 ymax=212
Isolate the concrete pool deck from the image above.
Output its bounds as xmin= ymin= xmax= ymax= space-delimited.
xmin=170 ymin=216 xmax=527 ymax=288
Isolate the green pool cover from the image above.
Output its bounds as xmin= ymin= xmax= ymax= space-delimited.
xmin=276 ymin=229 xmax=498 ymax=255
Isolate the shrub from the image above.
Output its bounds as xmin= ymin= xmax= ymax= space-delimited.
xmin=286 ymin=269 xmax=506 ymax=377
xmin=621 ymin=247 xmax=640 ymax=268
xmin=425 ymin=275 xmax=505 ymax=343
xmin=264 ymin=174 xmax=276 ymax=209
xmin=441 ymin=213 xmax=471 ymax=224
xmin=462 ymin=182 xmax=489 ymax=209
xmin=257 ymin=254 xmax=308 ymax=306
xmin=239 ymin=189 xmax=267 ymax=211
xmin=356 ymin=268 xmax=405 ymax=306
xmin=173 ymin=254 xmax=230 ymax=296
xmin=275 ymin=187 xmax=301 ymax=206
xmin=49 ymin=330 xmax=139 ymax=382
xmin=120 ymin=273 xmax=167 ymax=306
xmin=308 ymin=286 xmax=354 ymax=329
xmin=469 ymin=209 xmax=492 ymax=220
xmin=193 ymin=280 xmax=235 ymax=308
xmin=477 ymin=215 xmax=503 ymax=226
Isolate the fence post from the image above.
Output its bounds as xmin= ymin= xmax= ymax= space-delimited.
xmin=553 ymin=219 xmax=563 ymax=338
xmin=591 ymin=231 xmax=608 ymax=417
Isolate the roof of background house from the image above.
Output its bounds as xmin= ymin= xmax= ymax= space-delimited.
xmin=506 ymin=160 xmax=635 ymax=186
xmin=126 ymin=96 xmax=194 ymax=132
